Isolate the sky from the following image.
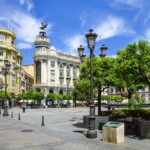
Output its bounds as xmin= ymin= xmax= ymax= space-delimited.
xmin=0 ymin=0 xmax=150 ymax=65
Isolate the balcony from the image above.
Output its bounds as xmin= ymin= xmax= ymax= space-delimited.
xmin=66 ymin=75 xmax=71 ymax=80
xmin=59 ymin=75 xmax=64 ymax=79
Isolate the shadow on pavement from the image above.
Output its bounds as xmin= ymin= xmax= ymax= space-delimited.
xmin=73 ymin=130 xmax=87 ymax=137
xmin=72 ymin=122 xmax=83 ymax=128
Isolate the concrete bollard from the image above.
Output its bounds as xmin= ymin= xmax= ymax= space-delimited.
xmin=41 ymin=115 xmax=45 ymax=126
xmin=18 ymin=113 xmax=21 ymax=120
xmin=11 ymin=112 xmax=13 ymax=118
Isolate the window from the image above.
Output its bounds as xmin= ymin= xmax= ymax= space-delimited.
xmin=51 ymin=70 xmax=55 ymax=76
xmin=51 ymin=61 xmax=55 ymax=67
xmin=0 ymin=34 xmax=5 ymax=41
xmin=60 ymin=71 xmax=63 ymax=77
xmin=66 ymin=65 xmax=70 ymax=77
xmin=0 ymin=50 xmax=3 ymax=56
xmin=73 ymin=66 xmax=77 ymax=78
xmin=50 ymin=79 xmax=55 ymax=83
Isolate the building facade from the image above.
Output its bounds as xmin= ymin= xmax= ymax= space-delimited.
xmin=22 ymin=64 xmax=34 ymax=78
xmin=0 ymin=27 xmax=22 ymax=95
xmin=34 ymin=24 xmax=80 ymax=95
xmin=108 ymin=87 xmax=150 ymax=103
xmin=21 ymin=68 xmax=34 ymax=93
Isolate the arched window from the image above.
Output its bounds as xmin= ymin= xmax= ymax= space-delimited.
xmin=36 ymin=88 xmax=41 ymax=92
xmin=36 ymin=61 xmax=41 ymax=83
xmin=59 ymin=88 xmax=63 ymax=95
xmin=49 ymin=88 xmax=54 ymax=93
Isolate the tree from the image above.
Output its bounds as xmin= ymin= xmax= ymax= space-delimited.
xmin=32 ymin=92 xmax=44 ymax=105
xmin=101 ymin=95 xmax=124 ymax=104
xmin=72 ymin=79 xmax=90 ymax=107
xmin=0 ymin=91 xmax=12 ymax=100
xmin=114 ymin=40 xmax=150 ymax=100
xmin=62 ymin=94 xmax=72 ymax=100
xmin=80 ymin=57 xmax=115 ymax=115
xmin=17 ymin=92 xmax=33 ymax=100
xmin=46 ymin=93 xmax=57 ymax=101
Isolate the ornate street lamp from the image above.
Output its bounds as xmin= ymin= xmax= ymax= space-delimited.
xmin=78 ymin=30 xmax=97 ymax=138
xmin=78 ymin=45 xmax=86 ymax=63
xmin=78 ymin=29 xmax=108 ymax=139
xmin=100 ymin=44 xmax=108 ymax=58
xmin=85 ymin=29 xmax=97 ymax=139
xmin=1 ymin=60 xmax=11 ymax=116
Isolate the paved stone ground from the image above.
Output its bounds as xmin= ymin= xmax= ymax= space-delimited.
xmin=0 ymin=107 xmax=150 ymax=150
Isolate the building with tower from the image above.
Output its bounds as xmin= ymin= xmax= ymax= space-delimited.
xmin=34 ymin=23 xmax=80 ymax=95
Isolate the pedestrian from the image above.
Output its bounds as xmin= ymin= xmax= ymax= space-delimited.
xmin=22 ymin=102 xmax=26 ymax=113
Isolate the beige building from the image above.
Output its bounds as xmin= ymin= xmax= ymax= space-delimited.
xmin=21 ymin=68 xmax=34 ymax=93
xmin=0 ymin=27 xmax=22 ymax=95
xmin=22 ymin=64 xmax=34 ymax=77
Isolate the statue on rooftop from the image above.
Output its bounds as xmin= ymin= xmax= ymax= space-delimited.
xmin=39 ymin=22 xmax=48 ymax=38
xmin=40 ymin=22 xmax=47 ymax=30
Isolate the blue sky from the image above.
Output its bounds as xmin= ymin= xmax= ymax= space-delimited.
xmin=0 ymin=0 xmax=150 ymax=65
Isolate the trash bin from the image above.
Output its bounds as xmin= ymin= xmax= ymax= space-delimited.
xmin=102 ymin=121 xmax=124 ymax=144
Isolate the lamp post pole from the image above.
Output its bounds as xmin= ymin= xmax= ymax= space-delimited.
xmin=2 ymin=60 xmax=11 ymax=116
xmin=78 ymin=30 xmax=108 ymax=138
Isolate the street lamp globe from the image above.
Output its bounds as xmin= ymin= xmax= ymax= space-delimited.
xmin=78 ymin=45 xmax=84 ymax=57
xmin=100 ymin=44 xmax=107 ymax=58
xmin=81 ymin=54 xmax=86 ymax=62
xmin=85 ymin=29 xmax=97 ymax=50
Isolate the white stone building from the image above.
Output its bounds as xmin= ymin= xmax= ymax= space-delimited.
xmin=34 ymin=24 xmax=80 ymax=95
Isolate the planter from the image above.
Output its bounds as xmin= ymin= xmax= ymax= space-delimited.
xmin=138 ymin=119 xmax=150 ymax=138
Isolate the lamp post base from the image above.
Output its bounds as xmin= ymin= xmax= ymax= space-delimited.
xmin=87 ymin=130 xmax=97 ymax=139
xmin=3 ymin=110 xmax=9 ymax=116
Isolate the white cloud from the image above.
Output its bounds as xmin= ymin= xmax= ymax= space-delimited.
xmin=79 ymin=12 xmax=87 ymax=27
xmin=143 ymin=28 xmax=150 ymax=42
xmin=64 ymin=34 xmax=85 ymax=55
xmin=0 ymin=8 xmax=52 ymax=50
xmin=18 ymin=0 xmax=34 ymax=11
xmin=95 ymin=16 xmax=134 ymax=41
xmin=111 ymin=0 xmax=144 ymax=8
xmin=17 ymin=42 xmax=32 ymax=49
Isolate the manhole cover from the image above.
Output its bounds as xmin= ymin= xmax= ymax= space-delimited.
xmin=22 ymin=129 xmax=34 ymax=132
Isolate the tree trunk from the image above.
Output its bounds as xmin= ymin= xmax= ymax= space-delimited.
xmin=127 ymin=89 xmax=132 ymax=108
xmin=98 ymin=84 xmax=102 ymax=116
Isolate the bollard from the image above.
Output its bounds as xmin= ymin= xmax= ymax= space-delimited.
xmin=11 ymin=112 xmax=13 ymax=118
xmin=18 ymin=113 xmax=21 ymax=120
xmin=0 ymin=109 xmax=1 ymax=115
xmin=41 ymin=115 xmax=45 ymax=126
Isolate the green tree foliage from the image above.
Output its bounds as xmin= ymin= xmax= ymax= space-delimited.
xmin=32 ymin=92 xmax=44 ymax=101
xmin=101 ymin=95 xmax=124 ymax=103
xmin=79 ymin=57 xmax=115 ymax=115
xmin=115 ymin=41 xmax=150 ymax=99
xmin=17 ymin=92 xmax=33 ymax=100
xmin=72 ymin=79 xmax=90 ymax=102
xmin=46 ymin=93 xmax=57 ymax=100
xmin=62 ymin=93 xmax=72 ymax=100
xmin=0 ymin=91 xmax=12 ymax=100
xmin=129 ymin=95 xmax=144 ymax=110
